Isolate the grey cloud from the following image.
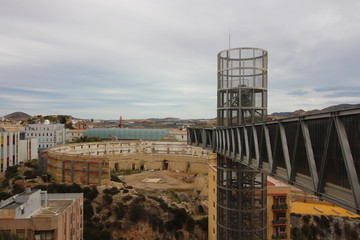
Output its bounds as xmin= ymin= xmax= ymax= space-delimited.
xmin=1 ymin=0 xmax=360 ymax=119
xmin=288 ymin=89 xmax=309 ymax=96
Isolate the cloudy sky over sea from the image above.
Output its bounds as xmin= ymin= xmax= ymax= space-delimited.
xmin=1 ymin=0 xmax=360 ymax=119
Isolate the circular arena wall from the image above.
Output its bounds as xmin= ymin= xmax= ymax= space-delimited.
xmin=45 ymin=140 xmax=215 ymax=185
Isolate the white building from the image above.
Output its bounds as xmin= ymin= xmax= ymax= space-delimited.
xmin=0 ymin=125 xmax=39 ymax=173
xmin=18 ymin=136 xmax=38 ymax=163
xmin=23 ymin=121 xmax=66 ymax=149
xmin=0 ymin=129 xmax=19 ymax=173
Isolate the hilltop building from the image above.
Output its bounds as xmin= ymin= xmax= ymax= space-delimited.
xmin=0 ymin=188 xmax=83 ymax=240
xmin=72 ymin=120 xmax=88 ymax=130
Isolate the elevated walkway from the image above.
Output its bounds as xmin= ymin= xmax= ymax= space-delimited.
xmin=188 ymin=108 xmax=360 ymax=214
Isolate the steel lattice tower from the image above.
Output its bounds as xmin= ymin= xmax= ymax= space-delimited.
xmin=217 ymin=48 xmax=268 ymax=239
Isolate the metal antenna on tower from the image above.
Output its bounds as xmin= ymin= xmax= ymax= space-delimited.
xmin=228 ymin=29 xmax=231 ymax=49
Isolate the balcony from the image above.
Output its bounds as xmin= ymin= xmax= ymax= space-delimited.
xmin=272 ymin=204 xmax=288 ymax=210
xmin=272 ymin=233 xmax=287 ymax=239
xmin=272 ymin=219 xmax=287 ymax=225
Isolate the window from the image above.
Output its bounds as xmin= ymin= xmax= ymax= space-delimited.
xmin=39 ymin=138 xmax=41 ymax=142
xmin=31 ymin=133 xmax=33 ymax=136
xmin=213 ymin=175 xmax=215 ymax=181
xmin=35 ymin=133 xmax=37 ymax=136
xmin=47 ymin=133 xmax=48 ymax=136
xmin=275 ymin=212 xmax=286 ymax=221
xmin=213 ymin=201 xmax=215 ymax=208
xmin=274 ymin=196 xmax=286 ymax=205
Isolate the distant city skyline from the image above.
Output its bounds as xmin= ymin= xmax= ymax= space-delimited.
xmin=1 ymin=0 xmax=360 ymax=119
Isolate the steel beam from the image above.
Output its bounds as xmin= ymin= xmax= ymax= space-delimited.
xmin=300 ymin=120 xmax=319 ymax=191
xmin=252 ymin=126 xmax=260 ymax=167
xmin=317 ymin=118 xmax=334 ymax=193
xmin=243 ymin=127 xmax=250 ymax=165
xmin=263 ymin=124 xmax=273 ymax=169
xmin=278 ymin=123 xmax=291 ymax=179
xmin=334 ymin=116 xmax=360 ymax=209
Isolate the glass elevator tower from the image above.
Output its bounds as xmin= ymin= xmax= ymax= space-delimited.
xmin=217 ymin=48 xmax=268 ymax=239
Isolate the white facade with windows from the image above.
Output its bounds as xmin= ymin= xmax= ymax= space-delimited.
xmin=0 ymin=130 xmax=19 ymax=173
xmin=0 ymin=128 xmax=39 ymax=173
xmin=23 ymin=123 xmax=66 ymax=149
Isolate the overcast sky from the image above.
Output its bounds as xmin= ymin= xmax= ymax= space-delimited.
xmin=1 ymin=0 xmax=360 ymax=119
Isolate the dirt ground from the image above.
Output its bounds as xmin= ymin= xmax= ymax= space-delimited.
xmin=122 ymin=170 xmax=195 ymax=190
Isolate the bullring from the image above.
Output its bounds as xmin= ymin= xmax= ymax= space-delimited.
xmin=43 ymin=140 xmax=215 ymax=185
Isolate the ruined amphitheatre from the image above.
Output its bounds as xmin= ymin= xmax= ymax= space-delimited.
xmin=45 ymin=140 xmax=216 ymax=186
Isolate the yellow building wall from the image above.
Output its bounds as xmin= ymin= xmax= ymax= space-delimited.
xmin=267 ymin=186 xmax=291 ymax=240
xmin=208 ymin=165 xmax=217 ymax=240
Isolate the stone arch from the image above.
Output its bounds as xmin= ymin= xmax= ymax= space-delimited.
xmin=162 ymin=160 xmax=168 ymax=170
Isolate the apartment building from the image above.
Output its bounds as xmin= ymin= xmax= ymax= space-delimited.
xmin=267 ymin=177 xmax=291 ymax=239
xmin=0 ymin=188 xmax=83 ymax=240
xmin=23 ymin=122 xmax=66 ymax=149
xmin=0 ymin=128 xmax=19 ymax=173
xmin=0 ymin=124 xmax=38 ymax=173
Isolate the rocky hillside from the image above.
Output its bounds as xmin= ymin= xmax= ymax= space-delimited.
xmin=291 ymin=213 xmax=360 ymax=240
xmin=87 ymin=185 xmax=208 ymax=240
xmin=3 ymin=111 xmax=31 ymax=120
xmin=22 ymin=115 xmax=73 ymax=126
xmin=0 ymin=162 xmax=208 ymax=240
